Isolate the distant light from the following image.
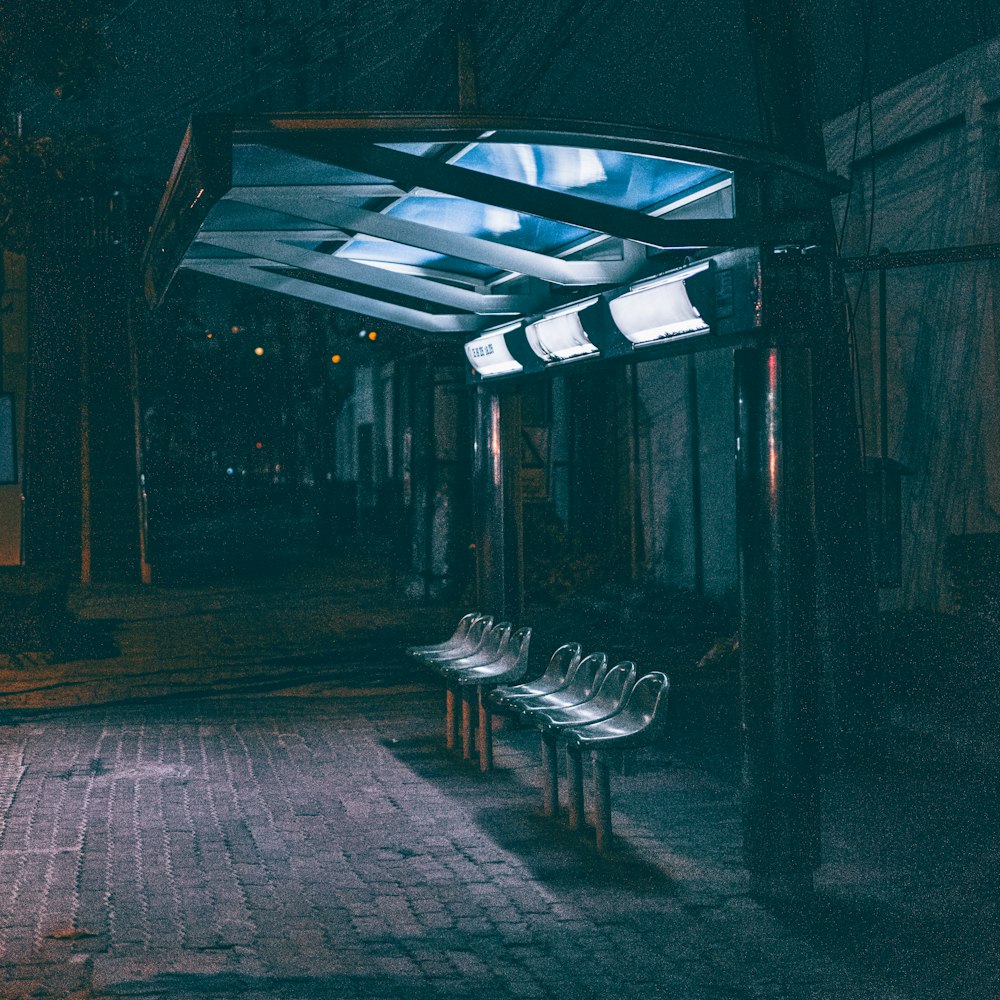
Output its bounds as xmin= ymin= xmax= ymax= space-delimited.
xmin=367 ymin=330 xmax=377 ymax=341
xmin=255 ymin=441 xmax=263 ymax=449
xmin=226 ymin=467 xmax=234 ymax=476
xmin=206 ymin=332 xmax=213 ymax=339
xmin=231 ymin=325 xmax=241 ymax=334
xmin=254 ymin=346 xmax=264 ymax=356
xmin=331 ymin=353 xmax=342 ymax=364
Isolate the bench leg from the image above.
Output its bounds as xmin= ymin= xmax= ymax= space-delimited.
xmin=478 ymin=687 xmax=494 ymax=773
xmin=566 ymin=746 xmax=584 ymax=831
xmin=541 ymin=733 xmax=559 ymax=817
xmin=461 ymin=688 xmax=476 ymax=761
xmin=592 ymin=752 xmax=613 ymax=851
xmin=445 ymin=685 xmax=459 ymax=751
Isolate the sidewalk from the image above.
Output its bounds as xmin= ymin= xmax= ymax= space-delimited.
xmin=0 ymin=557 xmax=994 ymax=998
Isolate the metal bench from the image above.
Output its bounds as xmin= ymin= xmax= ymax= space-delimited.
xmin=562 ymin=672 xmax=671 ymax=851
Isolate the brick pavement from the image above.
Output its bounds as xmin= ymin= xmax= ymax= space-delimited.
xmin=0 ymin=563 xmax=993 ymax=999
xmin=0 ymin=682 xmax=945 ymax=1000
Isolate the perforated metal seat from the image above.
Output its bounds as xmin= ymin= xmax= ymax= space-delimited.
xmin=406 ymin=612 xmax=479 ymax=657
xmin=562 ymin=672 xmax=670 ymax=750
xmin=435 ymin=622 xmax=512 ymax=675
xmin=416 ymin=614 xmax=492 ymax=665
xmin=491 ymin=642 xmax=582 ymax=709
xmin=508 ymin=652 xmax=609 ymax=717
xmin=452 ymin=627 xmax=531 ymax=687
xmin=532 ymin=661 xmax=637 ymax=733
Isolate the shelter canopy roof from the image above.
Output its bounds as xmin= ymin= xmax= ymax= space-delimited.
xmin=143 ymin=114 xmax=835 ymax=334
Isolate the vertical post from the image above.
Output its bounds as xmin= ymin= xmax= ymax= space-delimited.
xmin=687 ymin=354 xmax=704 ymax=596
xmin=455 ymin=0 xmax=478 ymax=113
xmin=473 ymin=387 xmax=523 ymax=619
xmin=735 ymin=345 xmax=821 ymax=898
xmin=628 ymin=362 xmax=644 ymax=579
xmin=461 ymin=687 xmax=475 ymax=760
xmin=79 ymin=323 xmax=92 ymax=585
xmin=478 ymin=686 xmax=493 ymax=772
xmin=127 ymin=299 xmax=152 ymax=584
xmin=592 ymin=752 xmax=613 ymax=851
xmin=566 ymin=746 xmax=585 ymax=831
xmin=445 ymin=685 xmax=458 ymax=750
xmin=540 ymin=732 xmax=559 ymax=817
xmin=878 ymin=265 xmax=889 ymax=464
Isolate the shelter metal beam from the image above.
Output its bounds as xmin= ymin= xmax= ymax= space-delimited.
xmin=180 ymin=259 xmax=485 ymax=332
xmin=262 ymin=137 xmax=748 ymax=249
xmin=195 ymin=232 xmax=542 ymax=314
xmin=225 ymin=191 xmax=637 ymax=286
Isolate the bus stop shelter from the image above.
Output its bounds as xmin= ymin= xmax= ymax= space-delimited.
xmin=144 ymin=112 xmax=850 ymax=896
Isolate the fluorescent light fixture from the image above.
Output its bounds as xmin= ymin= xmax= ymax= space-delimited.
xmin=524 ymin=297 xmax=600 ymax=363
xmin=608 ymin=261 xmax=711 ymax=345
xmin=465 ymin=324 xmax=523 ymax=377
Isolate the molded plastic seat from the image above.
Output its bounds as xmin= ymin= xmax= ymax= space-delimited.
xmin=509 ymin=652 xmax=609 ymax=717
xmin=491 ymin=643 xmax=582 ymax=708
xmin=562 ymin=672 xmax=670 ymax=750
xmin=532 ymin=662 xmax=638 ymax=733
xmin=453 ymin=627 xmax=532 ymax=687
xmin=436 ymin=622 xmax=512 ymax=675
xmin=416 ymin=615 xmax=492 ymax=665
xmin=407 ymin=612 xmax=479 ymax=657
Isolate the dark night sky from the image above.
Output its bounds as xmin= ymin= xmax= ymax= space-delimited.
xmin=9 ymin=0 xmax=1000 ymax=188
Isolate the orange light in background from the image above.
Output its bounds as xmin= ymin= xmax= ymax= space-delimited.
xmin=255 ymin=441 xmax=263 ymax=450
xmin=367 ymin=330 xmax=377 ymax=341
xmin=206 ymin=332 xmax=213 ymax=339
xmin=231 ymin=325 xmax=241 ymax=334
xmin=331 ymin=354 xmax=342 ymax=364
xmin=254 ymin=346 xmax=264 ymax=356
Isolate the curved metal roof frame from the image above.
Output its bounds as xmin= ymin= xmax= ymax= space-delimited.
xmin=143 ymin=113 xmax=845 ymax=334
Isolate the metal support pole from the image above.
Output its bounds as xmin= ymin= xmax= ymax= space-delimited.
xmin=79 ymin=322 xmax=91 ymax=586
xmin=540 ymin=733 xmax=559 ymax=817
xmin=461 ymin=687 xmax=475 ymax=761
xmin=445 ymin=685 xmax=458 ymax=750
xmin=473 ymin=386 xmax=523 ymax=619
xmin=477 ymin=686 xmax=493 ymax=772
xmin=592 ymin=752 xmax=613 ymax=851
xmin=735 ymin=345 xmax=821 ymax=898
xmin=566 ymin=746 xmax=585 ymax=831
xmin=687 ymin=354 xmax=704 ymax=595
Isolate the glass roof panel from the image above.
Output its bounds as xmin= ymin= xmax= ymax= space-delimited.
xmin=384 ymin=194 xmax=594 ymax=251
xmin=335 ymin=193 xmax=598 ymax=279
xmin=335 ymin=237 xmax=497 ymax=279
xmin=451 ymin=143 xmax=731 ymax=213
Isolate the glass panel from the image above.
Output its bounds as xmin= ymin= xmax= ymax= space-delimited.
xmin=385 ymin=195 xmax=594 ymax=250
xmin=337 ymin=236 xmax=497 ymax=279
xmin=452 ymin=143 xmax=731 ymax=214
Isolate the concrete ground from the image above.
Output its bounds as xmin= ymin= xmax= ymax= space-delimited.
xmin=0 ymin=554 xmax=995 ymax=999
